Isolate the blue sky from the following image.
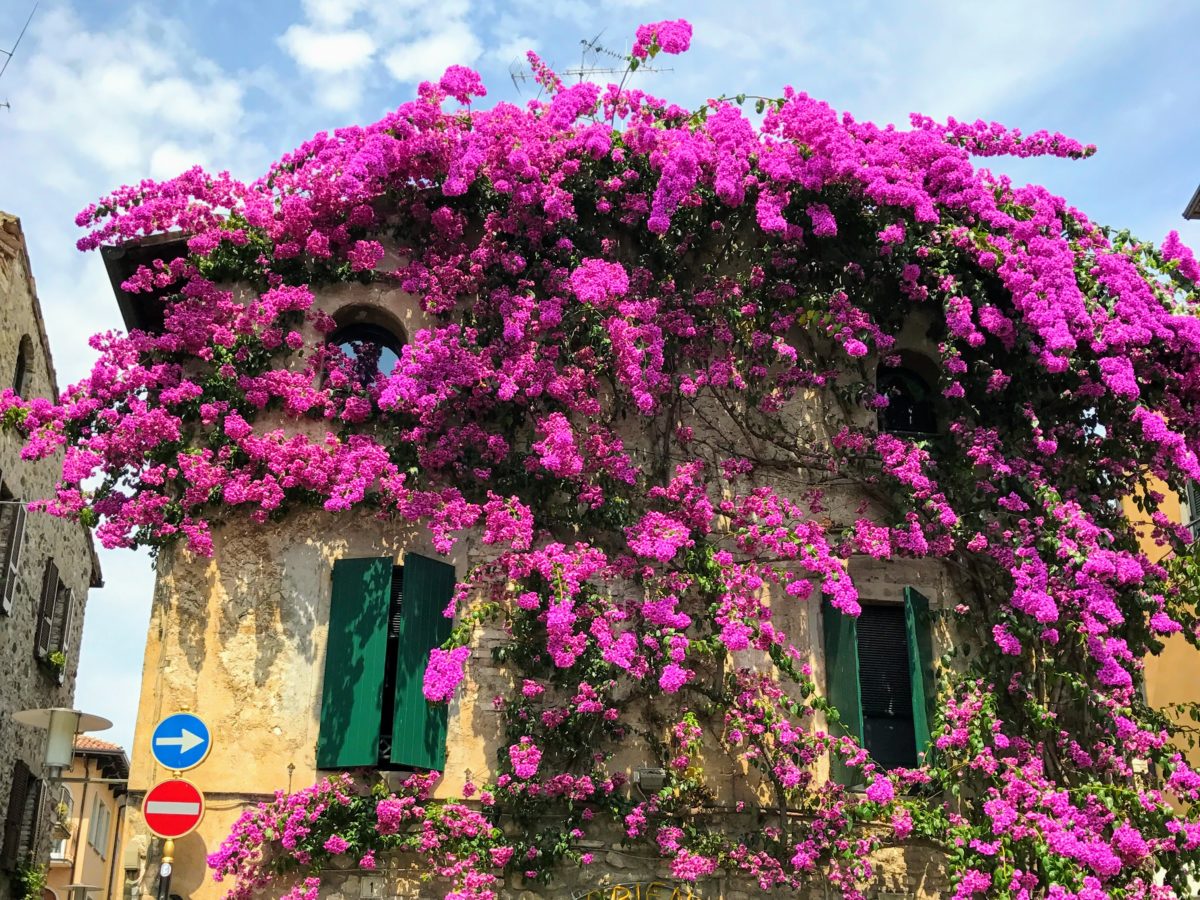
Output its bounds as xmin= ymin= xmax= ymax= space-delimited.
xmin=0 ymin=0 xmax=1198 ymax=754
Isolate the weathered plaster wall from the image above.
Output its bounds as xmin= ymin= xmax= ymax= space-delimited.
xmin=0 ymin=214 xmax=101 ymax=900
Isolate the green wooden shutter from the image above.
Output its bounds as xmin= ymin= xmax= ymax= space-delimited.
xmin=390 ymin=553 xmax=456 ymax=770
xmin=822 ymin=598 xmax=864 ymax=786
xmin=316 ymin=557 xmax=392 ymax=769
xmin=903 ymin=587 xmax=937 ymax=763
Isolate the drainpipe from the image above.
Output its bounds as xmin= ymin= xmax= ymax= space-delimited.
xmin=71 ymin=758 xmax=92 ymax=887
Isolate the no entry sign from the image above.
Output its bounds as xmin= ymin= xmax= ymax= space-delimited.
xmin=142 ymin=779 xmax=205 ymax=839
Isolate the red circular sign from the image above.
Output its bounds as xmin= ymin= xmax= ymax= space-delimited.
xmin=142 ymin=779 xmax=205 ymax=839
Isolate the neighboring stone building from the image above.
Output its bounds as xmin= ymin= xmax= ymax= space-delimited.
xmin=46 ymin=737 xmax=130 ymax=900
xmin=104 ymin=239 xmax=953 ymax=900
xmin=0 ymin=213 xmax=104 ymax=900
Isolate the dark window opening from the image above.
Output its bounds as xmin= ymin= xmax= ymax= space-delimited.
xmin=13 ymin=335 xmax=32 ymax=398
xmin=878 ymin=366 xmax=936 ymax=437
xmin=327 ymin=323 xmax=402 ymax=387
xmin=378 ymin=565 xmax=405 ymax=767
xmin=857 ymin=604 xmax=918 ymax=770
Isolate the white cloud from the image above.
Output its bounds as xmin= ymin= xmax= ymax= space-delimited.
xmin=489 ymin=34 xmax=538 ymax=67
xmin=301 ymin=0 xmax=372 ymax=27
xmin=0 ymin=2 xmax=269 ymax=756
xmin=383 ymin=21 xmax=483 ymax=83
xmin=149 ymin=142 xmax=210 ymax=181
xmin=279 ymin=24 xmax=376 ymax=74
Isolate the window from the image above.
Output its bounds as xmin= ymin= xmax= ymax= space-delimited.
xmin=35 ymin=561 xmax=74 ymax=677
xmin=49 ymin=835 xmax=69 ymax=862
xmin=877 ymin=365 xmax=937 ymax=437
xmin=12 ymin=334 xmax=33 ymax=398
xmin=1 ymin=760 xmax=44 ymax=871
xmin=1185 ymin=481 xmax=1200 ymax=543
xmin=0 ymin=498 xmax=27 ymax=615
xmin=823 ymin=587 xmax=936 ymax=784
xmin=327 ymin=323 xmax=402 ymax=387
xmin=48 ymin=784 xmax=72 ymax=862
xmin=316 ymin=554 xmax=456 ymax=771
xmin=86 ymin=797 xmax=110 ymax=858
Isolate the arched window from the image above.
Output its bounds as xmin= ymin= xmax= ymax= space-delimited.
xmin=877 ymin=364 xmax=936 ymax=437
xmin=328 ymin=323 xmax=402 ymax=375
xmin=12 ymin=334 xmax=32 ymax=398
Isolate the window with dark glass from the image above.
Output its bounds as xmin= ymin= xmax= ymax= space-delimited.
xmin=857 ymin=604 xmax=918 ymax=770
xmin=877 ymin=366 xmax=936 ymax=436
xmin=327 ymin=323 xmax=402 ymax=386
xmin=823 ymin=588 xmax=937 ymax=784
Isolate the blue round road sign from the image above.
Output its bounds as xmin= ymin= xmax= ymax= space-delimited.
xmin=150 ymin=713 xmax=212 ymax=771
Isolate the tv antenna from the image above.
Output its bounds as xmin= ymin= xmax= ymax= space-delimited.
xmin=510 ymin=30 xmax=670 ymax=96
xmin=0 ymin=2 xmax=38 ymax=111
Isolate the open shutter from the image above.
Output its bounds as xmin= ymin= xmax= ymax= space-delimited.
xmin=390 ymin=554 xmax=456 ymax=770
xmin=35 ymin=561 xmax=57 ymax=658
xmin=20 ymin=778 xmax=44 ymax=859
xmin=903 ymin=587 xmax=937 ymax=762
xmin=51 ymin=586 xmax=74 ymax=652
xmin=2 ymin=761 xmax=30 ymax=870
xmin=822 ymin=598 xmax=863 ymax=786
xmin=316 ymin=557 xmax=392 ymax=769
xmin=0 ymin=502 xmax=25 ymax=615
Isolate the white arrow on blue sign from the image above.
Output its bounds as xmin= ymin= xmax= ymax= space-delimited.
xmin=150 ymin=713 xmax=212 ymax=771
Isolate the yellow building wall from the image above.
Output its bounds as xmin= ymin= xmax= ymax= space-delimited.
xmin=1126 ymin=483 xmax=1200 ymax=766
xmin=45 ymin=755 xmax=126 ymax=900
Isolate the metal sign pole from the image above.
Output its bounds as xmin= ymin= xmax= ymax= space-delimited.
xmin=156 ymin=838 xmax=174 ymax=900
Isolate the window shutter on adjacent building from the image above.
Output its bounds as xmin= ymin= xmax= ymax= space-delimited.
xmin=1 ymin=760 xmax=30 ymax=870
xmin=0 ymin=502 xmax=25 ymax=616
xmin=903 ymin=587 xmax=938 ymax=762
xmin=822 ymin=597 xmax=863 ymax=787
xmin=35 ymin=560 xmax=58 ymax=658
xmin=316 ymin=557 xmax=392 ymax=769
xmin=390 ymin=553 xmax=456 ymax=770
xmin=50 ymin=585 xmax=74 ymax=656
xmin=20 ymin=778 xmax=45 ymax=862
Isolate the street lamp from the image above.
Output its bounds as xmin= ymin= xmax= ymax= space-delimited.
xmin=12 ymin=707 xmax=113 ymax=779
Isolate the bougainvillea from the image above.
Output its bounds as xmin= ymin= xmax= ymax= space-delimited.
xmin=11 ymin=18 xmax=1200 ymax=900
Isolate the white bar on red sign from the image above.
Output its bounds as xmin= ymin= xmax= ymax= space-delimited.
xmin=145 ymin=801 xmax=201 ymax=815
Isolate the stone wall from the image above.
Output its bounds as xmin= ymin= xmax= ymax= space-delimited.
xmin=308 ymin=836 xmax=948 ymax=900
xmin=0 ymin=214 xmax=101 ymax=900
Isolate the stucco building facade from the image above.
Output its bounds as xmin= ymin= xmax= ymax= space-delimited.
xmin=103 ymin=236 xmax=955 ymax=900
xmin=45 ymin=737 xmax=130 ymax=900
xmin=0 ymin=213 xmax=104 ymax=900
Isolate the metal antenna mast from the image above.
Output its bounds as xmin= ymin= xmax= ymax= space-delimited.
xmin=509 ymin=30 xmax=669 ymax=96
xmin=0 ymin=1 xmax=39 ymax=111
